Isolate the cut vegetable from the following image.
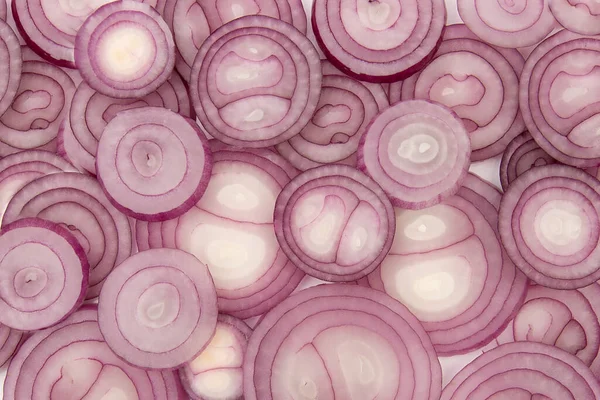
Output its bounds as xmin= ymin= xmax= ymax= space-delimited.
xmin=0 ymin=323 xmax=22 ymax=367
xmin=0 ymin=20 xmax=21 ymax=116
xmin=550 ymin=0 xmax=600 ymax=35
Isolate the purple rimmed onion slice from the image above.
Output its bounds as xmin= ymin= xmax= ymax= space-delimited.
xmin=189 ymin=15 xmax=321 ymax=148
xmin=275 ymin=60 xmax=389 ymax=170
xmin=440 ymin=342 xmax=600 ymax=399
xmin=74 ymin=0 xmax=175 ymax=98
xmin=397 ymin=24 xmax=526 ymax=161
xmin=0 ymin=20 xmax=21 ymax=116
xmin=2 ymin=172 xmax=133 ymax=299
xmin=274 ymin=164 xmax=395 ymax=282
xmin=243 ymin=284 xmax=442 ymax=400
xmin=499 ymin=164 xmax=600 ymax=289
xmin=95 ymin=107 xmax=212 ymax=221
xmin=0 ymin=217 xmax=88 ymax=331
xmin=98 ymin=248 xmax=218 ymax=370
xmin=550 ymin=0 xmax=600 ymax=35
xmin=357 ymin=99 xmax=471 ymax=210
xmin=180 ymin=315 xmax=251 ymax=400
xmin=312 ymin=0 xmax=446 ymax=83
xmin=175 ymin=147 xmax=304 ymax=318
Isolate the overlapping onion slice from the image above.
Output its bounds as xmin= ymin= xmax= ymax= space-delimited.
xmin=499 ymin=164 xmax=600 ymax=289
xmin=0 ymin=49 xmax=75 ymax=156
xmin=397 ymin=24 xmax=525 ymax=161
xmin=358 ymin=99 xmax=471 ymax=209
xmin=0 ymin=323 xmax=23 ymax=367
xmin=440 ymin=342 xmax=600 ymax=399
xmin=274 ymin=164 xmax=395 ymax=282
xmin=189 ymin=15 xmax=321 ymax=148
xmin=96 ymin=107 xmax=212 ymax=221
xmin=367 ymin=173 xmax=527 ymax=355
xmin=457 ymin=0 xmax=556 ymax=48
xmin=243 ymin=284 xmax=442 ymax=400
xmin=0 ymin=20 xmax=21 ymax=117
xmin=2 ymin=172 xmax=133 ymax=298
xmin=3 ymin=305 xmax=186 ymax=400
xmin=58 ymin=73 xmax=193 ymax=175
xmin=0 ymin=217 xmax=88 ymax=330
xmin=0 ymin=0 xmax=6 ymax=21
xmin=180 ymin=315 xmax=251 ymax=400
xmin=520 ymin=29 xmax=600 ymax=167
xmin=174 ymin=147 xmax=304 ymax=318
xmin=312 ymin=0 xmax=446 ymax=82
xmin=74 ymin=0 xmax=175 ymax=98
xmin=275 ymin=60 xmax=389 ymax=170
xmin=550 ymin=0 xmax=600 ymax=35
xmin=98 ymin=249 xmax=218 ymax=369
xmin=171 ymin=0 xmax=306 ymax=81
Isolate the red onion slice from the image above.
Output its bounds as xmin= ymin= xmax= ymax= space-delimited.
xmin=397 ymin=24 xmax=526 ymax=161
xmin=274 ymin=164 xmax=395 ymax=282
xmin=275 ymin=60 xmax=389 ymax=170
xmin=74 ymin=0 xmax=175 ymax=98
xmin=550 ymin=0 xmax=600 ymax=35
xmin=0 ymin=0 xmax=6 ymax=20
xmin=0 ymin=20 xmax=21 ymax=116
xmin=244 ymin=284 xmax=442 ymax=400
xmin=0 ymin=217 xmax=88 ymax=330
xmin=440 ymin=342 xmax=600 ymax=399
xmin=180 ymin=315 xmax=251 ymax=400
xmin=312 ymin=0 xmax=446 ymax=82
xmin=358 ymin=99 xmax=471 ymax=210
xmin=457 ymin=0 xmax=556 ymax=48
xmin=190 ymin=15 xmax=322 ymax=148
xmin=0 ymin=323 xmax=22 ymax=367
xmin=3 ymin=172 xmax=133 ymax=298
xmin=98 ymin=248 xmax=218 ymax=369
xmin=499 ymin=164 xmax=600 ymax=289
xmin=96 ymin=107 xmax=212 ymax=221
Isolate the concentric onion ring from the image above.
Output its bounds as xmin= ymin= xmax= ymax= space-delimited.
xmin=0 ymin=323 xmax=23 ymax=367
xmin=550 ymin=0 xmax=600 ymax=35
xmin=0 ymin=20 xmax=21 ymax=117
xmin=98 ymin=249 xmax=217 ymax=370
xmin=96 ymin=107 xmax=212 ymax=221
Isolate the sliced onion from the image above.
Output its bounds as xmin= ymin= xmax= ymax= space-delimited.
xmin=0 ymin=323 xmax=23 ymax=367
xmin=171 ymin=0 xmax=306 ymax=81
xmin=274 ymin=164 xmax=395 ymax=282
xmin=275 ymin=60 xmax=389 ymax=170
xmin=3 ymin=172 xmax=133 ymax=298
xmin=519 ymin=29 xmax=600 ymax=167
xmin=98 ymin=248 xmax=218 ymax=369
xmin=180 ymin=315 xmax=251 ymax=400
xmin=190 ymin=15 xmax=321 ymax=148
xmin=550 ymin=0 xmax=600 ymax=35
xmin=499 ymin=164 xmax=600 ymax=289
xmin=500 ymin=132 xmax=557 ymax=191
xmin=243 ymin=284 xmax=442 ymax=400
xmin=0 ymin=0 xmax=6 ymax=20
xmin=74 ymin=0 xmax=175 ymax=98
xmin=136 ymin=218 xmax=178 ymax=251
xmin=95 ymin=107 xmax=212 ymax=221
xmin=397 ymin=24 xmax=525 ymax=161
xmin=175 ymin=147 xmax=304 ymax=318
xmin=312 ymin=0 xmax=446 ymax=82
xmin=440 ymin=342 xmax=600 ymax=399
xmin=0 ymin=20 xmax=21 ymax=116
xmin=358 ymin=99 xmax=471 ymax=210
xmin=457 ymin=0 xmax=556 ymax=48
xmin=0 ymin=217 xmax=88 ymax=330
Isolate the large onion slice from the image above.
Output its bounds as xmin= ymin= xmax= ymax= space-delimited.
xmin=440 ymin=342 xmax=600 ymax=399
xmin=312 ymin=0 xmax=446 ymax=82
xmin=96 ymin=107 xmax=212 ymax=221
xmin=358 ymin=99 xmax=471 ymax=210
xmin=0 ymin=217 xmax=88 ymax=330
xmin=499 ymin=164 xmax=600 ymax=289
xmin=74 ymin=0 xmax=175 ymax=98
xmin=98 ymin=248 xmax=218 ymax=369
xmin=274 ymin=164 xmax=395 ymax=282
xmin=550 ymin=0 xmax=600 ymax=35
xmin=190 ymin=15 xmax=321 ymax=148
xmin=0 ymin=20 xmax=21 ymax=116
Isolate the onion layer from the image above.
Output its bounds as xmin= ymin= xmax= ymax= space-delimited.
xmin=0 ymin=20 xmax=21 ymax=116
xmin=0 ymin=323 xmax=22 ymax=367
xmin=550 ymin=0 xmax=600 ymax=35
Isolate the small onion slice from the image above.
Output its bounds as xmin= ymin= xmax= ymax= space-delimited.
xmin=190 ymin=15 xmax=322 ymax=148
xmin=550 ymin=0 xmax=600 ymax=35
xmin=312 ymin=0 xmax=446 ymax=82
xmin=96 ymin=107 xmax=212 ymax=221
xmin=440 ymin=342 xmax=600 ymax=399
xmin=0 ymin=20 xmax=21 ymax=116
xmin=0 ymin=217 xmax=88 ymax=330
xmin=180 ymin=315 xmax=251 ymax=400
xmin=243 ymin=284 xmax=442 ymax=400
xmin=0 ymin=323 xmax=22 ymax=367
xmin=74 ymin=0 xmax=175 ymax=98
xmin=274 ymin=164 xmax=395 ymax=282
xmin=358 ymin=99 xmax=471 ymax=210
xmin=98 ymin=248 xmax=218 ymax=369
xmin=275 ymin=60 xmax=389 ymax=170
xmin=499 ymin=164 xmax=600 ymax=289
